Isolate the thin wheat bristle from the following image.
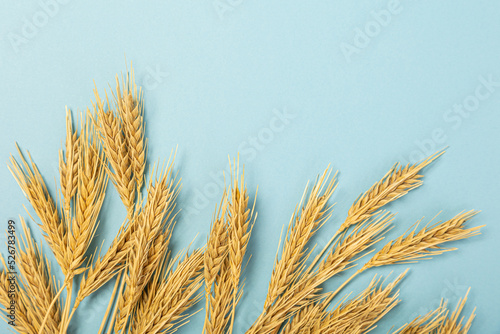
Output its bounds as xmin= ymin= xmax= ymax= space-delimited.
xmin=264 ymin=168 xmax=336 ymax=310
xmin=341 ymin=151 xmax=444 ymax=232
xmin=363 ymin=211 xmax=482 ymax=269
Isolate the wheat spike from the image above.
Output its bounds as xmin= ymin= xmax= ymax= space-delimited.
xmin=59 ymin=108 xmax=79 ymax=221
xmin=204 ymin=195 xmax=231 ymax=334
xmin=114 ymin=162 xmax=179 ymax=332
xmin=226 ymin=159 xmax=255 ymax=334
xmin=248 ymin=213 xmax=392 ymax=334
xmin=392 ymin=301 xmax=447 ymax=334
xmin=264 ymin=168 xmax=336 ymax=310
xmin=436 ymin=288 xmax=475 ymax=334
xmin=93 ymin=86 xmax=136 ymax=216
xmin=341 ymin=151 xmax=444 ymax=232
xmin=363 ymin=211 xmax=482 ymax=269
xmin=65 ymin=113 xmax=108 ymax=278
xmin=131 ymin=248 xmax=204 ymax=334
xmin=318 ymin=271 xmax=406 ymax=334
xmin=114 ymin=69 xmax=147 ymax=192
xmin=9 ymin=145 xmax=69 ymax=273
xmin=16 ymin=218 xmax=62 ymax=333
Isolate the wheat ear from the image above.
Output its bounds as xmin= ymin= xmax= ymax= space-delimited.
xmin=0 ymin=255 xmax=38 ymax=334
xmin=264 ymin=168 xmax=336 ymax=310
xmin=93 ymin=86 xmax=136 ymax=216
xmin=114 ymin=162 xmax=179 ymax=332
xmin=130 ymin=248 xmax=205 ymax=334
xmin=204 ymin=194 xmax=231 ymax=334
xmin=114 ymin=69 xmax=147 ymax=192
xmin=436 ymin=288 xmax=475 ymax=334
xmin=247 ymin=212 xmax=392 ymax=334
xmin=392 ymin=301 xmax=447 ymax=334
xmin=363 ymin=211 xmax=482 ymax=270
xmin=15 ymin=218 xmax=62 ymax=333
xmin=9 ymin=145 xmax=69 ymax=273
xmin=227 ymin=158 xmax=255 ymax=334
xmin=59 ymin=108 xmax=79 ymax=222
xmin=311 ymin=151 xmax=444 ymax=271
xmin=65 ymin=112 xmax=108 ymax=278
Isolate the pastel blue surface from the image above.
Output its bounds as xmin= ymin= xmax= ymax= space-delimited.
xmin=1 ymin=1 xmax=499 ymax=333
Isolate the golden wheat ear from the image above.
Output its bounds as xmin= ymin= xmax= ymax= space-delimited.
xmin=66 ymin=111 xmax=108 ymax=278
xmin=9 ymin=144 xmax=69 ymax=273
xmin=93 ymin=85 xmax=136 ymax=216
xmin=114 ymin=68 xmax=147 ymax=193
xmin=264 ymin=167 xmax=336 ymax=310
xmin=114 ymin=160 xmax=179 ymax=333
xmin=59 ymin=108 xmax=79 ymax=222
xmin=363 ymin=211 xmax=483 ymax=270
xmin=436 ymin=288 xmax=475 ymax=334
xmin=311 ymin=151 xmax=445 ymax=274
xmin=16 ymin=217 xmax=62 ymax=333
xmin=130 ymin=248 xmax=205 ymax=334
xmin=203 ymin=192 xmax=231 ymax=334
xmin=392 ymin=301 xmax=447 ymax=334
xmin=342 ymin=150 xmax=445 ymax=231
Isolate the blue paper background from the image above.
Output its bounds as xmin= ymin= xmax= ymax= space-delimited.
xmin=1 ymin=1 xmax=499 ymax=333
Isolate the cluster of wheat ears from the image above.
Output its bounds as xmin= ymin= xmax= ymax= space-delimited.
xmin=0 ymin=69 xmax=484 ymax=334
